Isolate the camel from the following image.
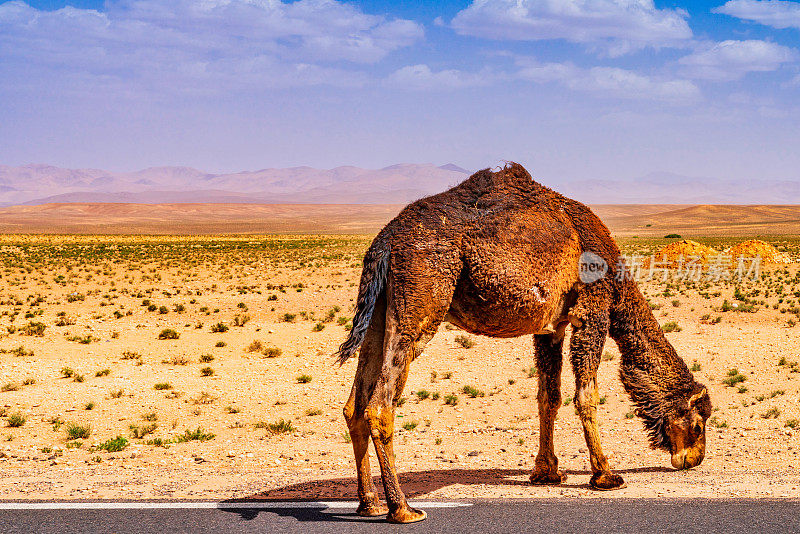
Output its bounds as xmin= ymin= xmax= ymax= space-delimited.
xmin=337 ymin=163 xmax=712 ymax=523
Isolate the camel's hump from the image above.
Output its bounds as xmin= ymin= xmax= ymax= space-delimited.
xmin=398 ymin=162 xmax=557 ymax=218
xmin=459 ymin=162 xmax=542 ymax=193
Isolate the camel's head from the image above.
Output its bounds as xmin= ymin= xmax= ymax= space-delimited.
xmin=664 ymin=386 xmax=711 ymax=470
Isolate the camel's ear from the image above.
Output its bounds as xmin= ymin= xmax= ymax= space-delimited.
xmin=689 ymin=388 xmax=707 ymax=407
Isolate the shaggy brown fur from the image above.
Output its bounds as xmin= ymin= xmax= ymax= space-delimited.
xmin=337 ymin=163 xmax=712 ymax=523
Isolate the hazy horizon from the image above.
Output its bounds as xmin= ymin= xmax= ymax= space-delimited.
xmin=3 ymin=161 xmax=800 ymax=206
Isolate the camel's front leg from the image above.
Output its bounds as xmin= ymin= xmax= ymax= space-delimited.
xmin=530 ymin=332 xmax=566 ymax=484
xmin=570 ymin=307 xmax=626 ymax=490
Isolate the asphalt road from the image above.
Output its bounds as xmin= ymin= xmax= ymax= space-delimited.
xmin=1 ymin=499 xmax=798 ymax=534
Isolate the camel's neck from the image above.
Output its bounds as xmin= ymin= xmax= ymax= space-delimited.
xmin=609 ymin=278 xmax=695 ymax=449
xmin=609 ymin=279 xmax=691 ymax=380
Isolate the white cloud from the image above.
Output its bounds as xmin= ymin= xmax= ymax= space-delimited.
xmin=516 ymin=58 xmax=700 ymax=102
xmin=386 ymin=64 xmax=493 ymax=90
xmin=0 ymin=0 xmax=423 ymax=91
xmin=714 ymin=0 xmax=800 ymax=29
xmin=387 ymin=58 xmax=700 ymax=101
xmin=678 ymin=39 xmax=797 ymax=81
xmin=451 ymin=0 xmax=692 ymax=56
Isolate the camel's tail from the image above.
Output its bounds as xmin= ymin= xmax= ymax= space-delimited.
xmin=334 ymin=242 xmax=389 ymax=365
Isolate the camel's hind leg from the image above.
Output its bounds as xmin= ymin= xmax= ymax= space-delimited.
xmin=343 ymin=295 xmax=388 ymax=516
xmin=365 ymin=271 xmax=456 ymax=523
xmin=530 ymin=330 xmax=566 ymax=484
xmin=569 ymin=287 xmax=626 ymax=490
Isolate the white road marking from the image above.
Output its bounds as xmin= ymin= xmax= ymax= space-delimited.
xmin=0 ymin=501 xmax=472 ymax=510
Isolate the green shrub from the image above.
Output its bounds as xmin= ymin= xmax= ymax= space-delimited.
xmin=66 ymin=422 xmax=91 ymax=439
xmin=708 ymin=416 xmax=728 ymax=428
xmin=265 ymin=419 xmax=295 ymax=434
xmin=66 ymin=334 xmax=98 ymax=344
xmin=158 ymin=328 xmax=179 ymax=340
xmin=23 ymin=321 xmax=46 ymax=336
xmin=461 ymin=385 xmax=485 ymax=398
xmin=722 ymin=369 xmax=746 ymax=387
xmin=129 ymin=423 xmax=157 ymax=439
xmin=174 ymin=427 xmax=215 ymax=442
xmin=402 ymin=421 xmax=418 ymax=431
xmin=7 ymin=412 xmax=26 ymax=427
xmin=454 ymin=334 xmax=475 ymax=348
xmin=262 ymin=347 xmax=282 ymax=358
xmin=661 ymin=321 xmax=682 ymax=333
xmin=246 ymin=340 xmax=263 ymax=353
xmin=97 ymin=436 xmax=129 ymax=452
xmin=761 ymin=407 xmax=781 ymax=419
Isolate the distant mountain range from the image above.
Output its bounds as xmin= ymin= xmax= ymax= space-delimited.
xmin=554 ymin=171 xmax=800 ymax=205
xmin=0 ymin=164 xmax=798 ymax=206
xmin=0 ymin=163 xmax=471 ymax=206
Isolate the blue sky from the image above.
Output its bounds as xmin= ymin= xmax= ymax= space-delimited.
xmin=1 ymin=0 xmax=799 ymax=184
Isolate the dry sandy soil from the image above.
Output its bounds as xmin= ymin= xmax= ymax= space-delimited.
xmin=0 ymin=203 xmax=402 ymax=235
xmin=3 ymin=203 xmax=800 ymax=237
xmin=0 ymin=233 xmax=798 ymax=502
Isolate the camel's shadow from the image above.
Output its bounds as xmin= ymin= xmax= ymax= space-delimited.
xmin=220 ymin=465 xmax=672 ymax=522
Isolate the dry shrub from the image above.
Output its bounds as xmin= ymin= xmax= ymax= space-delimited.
xmin=726 ymin=240 xmax=790 ymax=264
xmin=655 ymin=240 xmax=718 ymax=266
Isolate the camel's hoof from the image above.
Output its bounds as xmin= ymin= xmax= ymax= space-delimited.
xmin=387 ymin=505 xmax=427 ymax=524
xmin=589 ymin=472 xmax=627 ymax=491
xmin=529 ymin=470 xmax=567 ymax=485
xmin=356 ymin=501 xmax=389 ymax=517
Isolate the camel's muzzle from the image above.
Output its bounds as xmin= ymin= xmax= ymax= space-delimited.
xmin=671 ymin=446 xmax=705 ymax=470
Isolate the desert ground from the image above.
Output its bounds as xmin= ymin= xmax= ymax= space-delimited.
xmin=2 ymin=202 xmax=800 ymax=236
xmin=0 ymin=213 xmax=799 ymax=501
